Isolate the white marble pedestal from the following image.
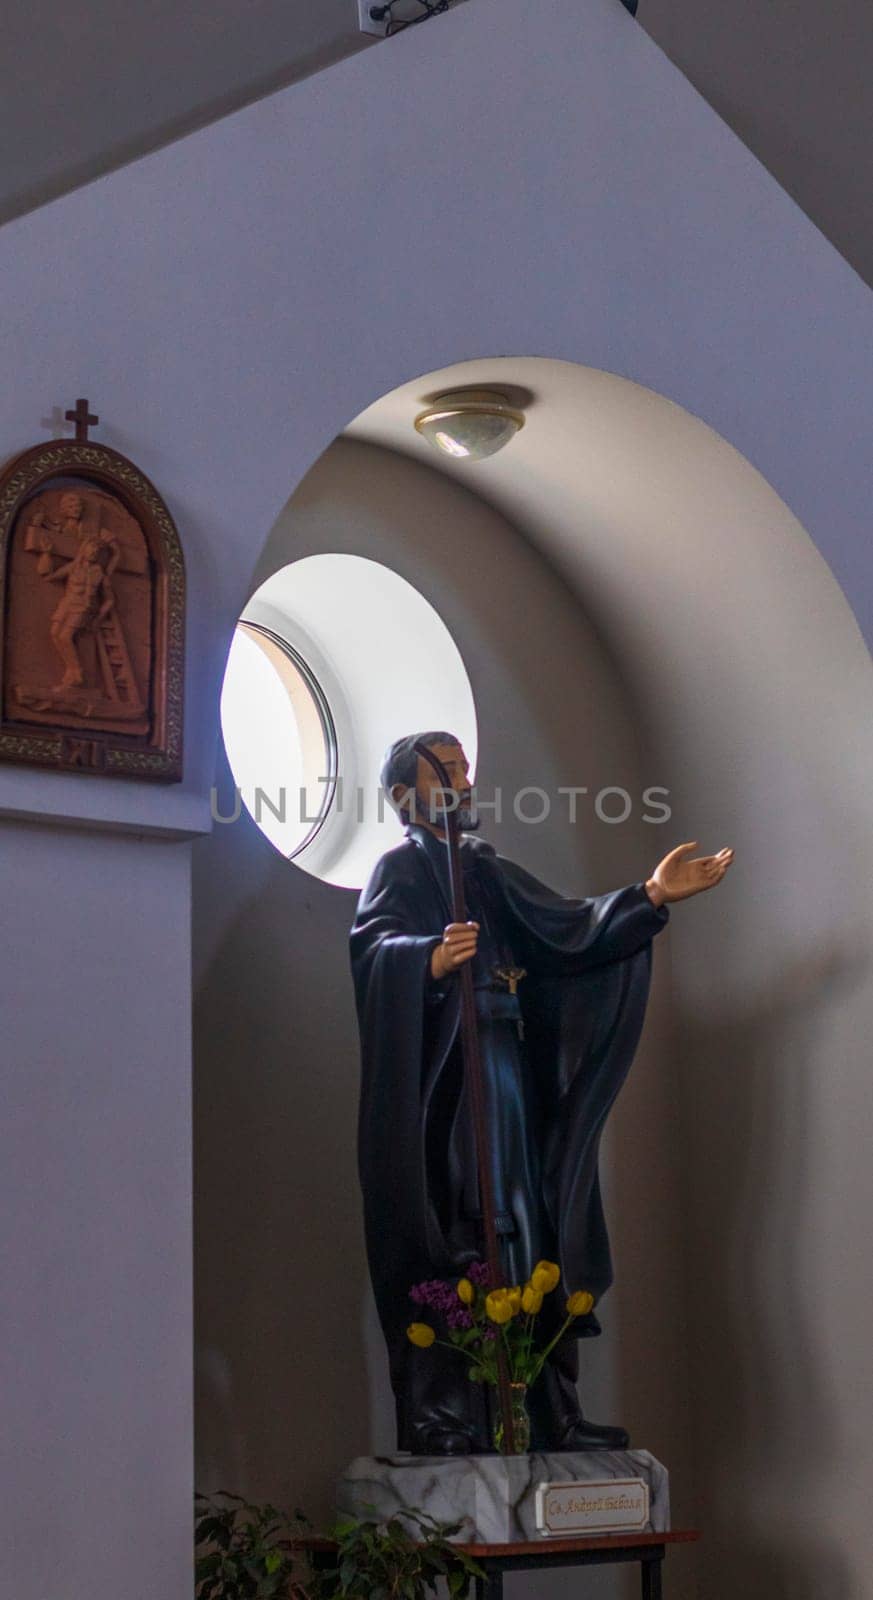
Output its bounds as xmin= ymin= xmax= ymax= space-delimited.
xmin=338 ymin=1450 xmax=670 ymax=1543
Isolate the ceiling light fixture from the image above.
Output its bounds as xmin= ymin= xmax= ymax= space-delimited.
xmin=414 ymin=389 xmax=525 ymax=462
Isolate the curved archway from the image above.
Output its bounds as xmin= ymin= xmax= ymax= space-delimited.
xmin=197 ymin=359 xmax=873 ymax=1600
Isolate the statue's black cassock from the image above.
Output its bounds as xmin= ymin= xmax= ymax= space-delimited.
xmin=350 ymin=823 xmax=669 ymax=1451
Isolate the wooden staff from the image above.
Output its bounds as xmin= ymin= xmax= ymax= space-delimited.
xmin=413 ymin=742 xmax=516 ymax=1454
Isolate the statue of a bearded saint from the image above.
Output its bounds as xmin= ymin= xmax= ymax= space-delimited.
xmin=350 ymin=732 xmax=733 ymax=1456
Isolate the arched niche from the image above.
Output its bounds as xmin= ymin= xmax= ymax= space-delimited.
xmin=195 ymin=360 xmax=873 ymax=1600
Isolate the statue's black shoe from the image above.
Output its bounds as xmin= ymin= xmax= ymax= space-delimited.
xmin=416 ymin=1425 xmax=476 ymax=1456
xmin=555 ymin=1416 xmax=630 ymax=1451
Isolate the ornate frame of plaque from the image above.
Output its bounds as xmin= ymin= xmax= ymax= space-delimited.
xmin=0 ymin=438 xmax=184 ymax=781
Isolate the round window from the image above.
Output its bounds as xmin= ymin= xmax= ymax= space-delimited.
xmin=220 ymin=554 xmax=477 ymax=888
xmin=219 ymin=621 xmax=336 ymax=857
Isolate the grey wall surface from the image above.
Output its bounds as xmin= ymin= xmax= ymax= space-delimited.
xmin=193 ymin=438 xmax=691 ymax=1600
xmin=640 ymin=0 xmax=873 ymax=285
xmin=0 ymin=823 xmax=193 ymax=1600
xmin=4 ymin=0 xmax=872 ymax=287
xmin=0 ymin=2 xmax=871 ymax=1597
xmin=0 ymin=0 xmax=373 ymax=225
xmin=3 ymin=1 xmax=863 ymax=288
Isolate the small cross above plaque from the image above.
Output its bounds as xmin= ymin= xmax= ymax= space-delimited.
xmin=65 ymin=398 xmax=99 ymax=441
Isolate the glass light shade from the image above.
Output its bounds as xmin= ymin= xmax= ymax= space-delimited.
xmin=414 ymin=389 xmax=525 ymax=461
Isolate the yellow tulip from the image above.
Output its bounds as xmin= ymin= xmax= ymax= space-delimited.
xmin=531 ymin=1260 xmax=561 ymax=1294
xmin=485 ymin=1290 xmax=514 ymax=1325
xmin=407 ymin=1322 xmax=436 ymax=1348
xmin=457 ymin=1278 xmax=475 ymax=1306
xmin=566 ymin=1290 xmax=595 ymax=1318
xmin=506 ymin=1286 xmax=523 ymax=1315
xmin=521 ymin=1285 xmax=543 ymax=1315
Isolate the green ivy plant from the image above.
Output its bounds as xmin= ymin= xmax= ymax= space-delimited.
xmin=195 ymin=1494 xmax=300 ymax=1600
xmin=195 ymin=1492 xmax=483 ymax=1600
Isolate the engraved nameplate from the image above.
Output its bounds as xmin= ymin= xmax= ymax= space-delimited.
xmin=535 ymin=1477 xmax=650 ymax=1537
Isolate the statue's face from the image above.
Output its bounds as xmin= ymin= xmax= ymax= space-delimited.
xmin=411 ymin=740 xmax=478 ymax=832
xmin=59 ymin=493 xmax=83 ymax=519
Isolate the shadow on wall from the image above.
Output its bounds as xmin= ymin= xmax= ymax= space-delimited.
xmin=677 ymin=938 xmax=868 ymax=1600
xmin=194 ymin=741 xmax=369 ymax=1520
xmin=605 ymin=946 xmax=697 ymax=1600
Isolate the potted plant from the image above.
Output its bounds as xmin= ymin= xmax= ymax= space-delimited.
xmin=195 ymin=1491 xmax=483 ymax=1600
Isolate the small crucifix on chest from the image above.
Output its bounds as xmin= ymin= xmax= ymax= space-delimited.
xmin=492 ymin=965 xmax=527 ymax=996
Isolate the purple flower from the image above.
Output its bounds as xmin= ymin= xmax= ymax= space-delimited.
xmin=446 ymin=1307 xmax=474 ymax=1330
xmin=408 ymin=1276 xmax=477 ymax=1332
xmin=409 ymin=1278 xmax=459 ymax=1315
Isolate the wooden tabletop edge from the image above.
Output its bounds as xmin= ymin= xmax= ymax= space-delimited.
xmin=291 ymin=1529 xmax=701 ymax=1556
xmin=459 ymin=1530 xmax=700 ymax=1556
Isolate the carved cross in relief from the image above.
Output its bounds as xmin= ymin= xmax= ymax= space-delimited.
xmin=64 ymin=398 xmax=99 ymax=441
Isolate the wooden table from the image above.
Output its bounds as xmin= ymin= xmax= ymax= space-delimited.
xmin=460 ymin=1530 xmax=700 ymax=1599
xmin=299 ymin=1529 xmax=699 ymax=1599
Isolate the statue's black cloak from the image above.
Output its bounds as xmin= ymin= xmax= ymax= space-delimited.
xmin=350 ymin=824 xmax=668 ymax=1443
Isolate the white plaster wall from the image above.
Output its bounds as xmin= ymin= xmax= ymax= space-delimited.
xmin=0 ymin=1 xmax=871 ymax=1597
xmin=0 ymin=823 xmax=193 ymax=1600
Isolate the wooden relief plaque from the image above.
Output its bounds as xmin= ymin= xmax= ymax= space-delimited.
xmin=0 ymin=408 xmax=184 ymax=781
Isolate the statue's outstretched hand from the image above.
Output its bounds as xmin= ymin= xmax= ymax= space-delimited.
xmin=431 ymin=921 xmax=479 ymax=980
xmin=645 ymin=842 xmax=734 ymax=907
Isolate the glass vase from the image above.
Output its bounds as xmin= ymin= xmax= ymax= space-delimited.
xmin=493 ymin=1382 xmax=531 ymax=1455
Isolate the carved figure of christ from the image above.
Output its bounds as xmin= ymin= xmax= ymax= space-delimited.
xmin=24 ymin=493 xmax=147 ymax=707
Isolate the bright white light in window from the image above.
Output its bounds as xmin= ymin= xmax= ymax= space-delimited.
xmin=221 ymin=554 xmax=477 ymax=889
xmin=220 ymin=624 xmax=334 ymax=857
